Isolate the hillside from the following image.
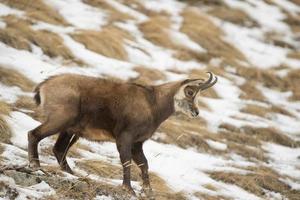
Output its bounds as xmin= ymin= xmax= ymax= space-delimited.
xmin=0 ymin=0 xmax=300 ymax=199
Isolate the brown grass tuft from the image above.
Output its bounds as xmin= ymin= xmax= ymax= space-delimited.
xmin=240 ymin=104 xmax=270 ymax=118
xmin=76 ymin=159 xmax=185 ymax=199
xmin=83 ymin=0 xmax=134 ymax=22
xmin=139 ymin=15 xmax=211 ymax=63
xmin=195 ymin=192 xmax=231 ymax=200
xmin=0 ymin=101 xmax=12 ymax=144
xmin=131 ymin=66 xmax=166 ymax=84
xmin=71 ymin=25 xmax=132 ymax=60
xmin=242 ymin=126 xmax=299 ymax=147
xmin=0 ymin=0 xmax=68 ymax=25
xmin=180 ymin=8 xmax=247 ymax=65
xmin=239 ymin=81 xmax=266 ymax=102
xmin=208 ymin=6 xmax=257 ymax=27
xmin=227 ymin=142 xmax=266 ymax=161
xmin=210 ymin=167 xmax=300 ymax=200
xmin=139 ymin=16 xmax=174 ymax=48
xmin=0 ymin=66 xmax=34 ymax=92
xmin=285 ymin=69 xmax=300 ymax=100
xmin=220 ymin=129 xmax=261 ymax=147
xmin=241 ymin=104 xmax=295 ymax=118
xmin=220 ymin=123 xmax=298 ymax=147
xmin=1 ymin=16 xmax=82 ymax=64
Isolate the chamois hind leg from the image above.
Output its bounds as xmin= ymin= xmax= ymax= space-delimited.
xmin=53 ymin=131 xmax=79 ymax=174
xmin=28 ymin=108 xmax=77 ymax=168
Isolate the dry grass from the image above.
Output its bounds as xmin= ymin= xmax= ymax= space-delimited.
xmin=139 ymin=16 xmax=174 ymax=49
xmin=180 ymin=8 xmax=247 ymax=66
xmin=285 ymin=69 xmax=300 ymax=100
xmin=208 ymin=6 xmax=257 ymax=27
xmin=0 ymin=0 xmax=68 ymax=25
xmin=157 ymin=116 xmax=222 ymax=153
xmin=195 ymin=192 xmax=231 ymax=200
xmin=227 ymin=142 xmax=266 ymax=161
xmin=219 ymin=128 xmax=261 ymax=147
xmin=220 ymin=123 xmax=299 ymax=147
xmin=242 ymin=126 xmax=299 ymax=147
xmin=1 ymin=16 xmax=82 ymax=64
xmin=288 ymin=51 xmax=300 ymax=59
xmin=139 ymin=15 xmax=210 ymax=63
xmin=71 ymin=25 xmax=132 ymax=60
xmin=83 ymin=0 xmax=134 ymax=23
xmin=0 ymin=101 xmax=12 ymax=144
xmin=0 ymin=66 xmax=34 ymax=92
xmin=241 ymin=104 xmax=295 ymax=118
xmin=131 ymin=66 xmax=166 ymax=84
xmin=210 ymin=167 xmax=300 ymax=200
xmin=239 ymin=81 xmax=266 ymax=102
xmin=235 ymin=67 xmax=283 ymax=90
xmin=76 ymin=159 xmax=186 ymax=199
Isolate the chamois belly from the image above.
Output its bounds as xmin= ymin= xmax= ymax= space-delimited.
xmin=81 ymin=127 xmax=115 ymax=142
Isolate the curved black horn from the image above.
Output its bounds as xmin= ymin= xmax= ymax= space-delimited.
xmin=199 ymin=72 xmax=218 ymax=90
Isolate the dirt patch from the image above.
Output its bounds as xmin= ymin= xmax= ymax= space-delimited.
xmin=0 ymin=66 xmax=35 ymax=92
xmin=83 ymin=0 xmax=134 ymax=23
xmin=210 ymin=166 xmax=300 ymax=200
xmin=180 ymin=8 xmax=247 ymax=66
xmin=1 ymin=16 xmax=83 ymax=65
xmin=71 ymin=25 xmax=132 ymax=61
xmin=0 ymin=0 xmax=68 ymax=25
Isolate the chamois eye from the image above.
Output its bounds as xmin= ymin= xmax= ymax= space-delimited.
xmin=187 ymin=90 xmax=194 ymax=97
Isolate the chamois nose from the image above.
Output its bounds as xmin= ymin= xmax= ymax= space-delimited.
xmin=192 ymin=110 xmax=199 ymax=117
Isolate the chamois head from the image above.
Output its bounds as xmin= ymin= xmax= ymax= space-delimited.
xmin=174 ymin=72 xmax=217 ymax=117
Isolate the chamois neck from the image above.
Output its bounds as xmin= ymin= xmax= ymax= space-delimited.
xmin=153 ymin=81 xmax=181 ymax=124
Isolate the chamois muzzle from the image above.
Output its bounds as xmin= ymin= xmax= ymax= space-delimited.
xmin=199 ymin=72 xmax=218 ymax=91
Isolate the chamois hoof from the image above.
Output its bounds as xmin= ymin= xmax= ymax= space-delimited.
xmin=122 ymin=184 xmax=136 ymax=196
xmin=61 ymin=165 xmax=74 ymax=174
xmin=28 ymin=160 xmax=40 ymax=168
xmin=142 ymin=186 xmax=155 ymax=199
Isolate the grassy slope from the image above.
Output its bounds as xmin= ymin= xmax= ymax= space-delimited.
xmin=0 ymin=0 xmax=300 ymax=199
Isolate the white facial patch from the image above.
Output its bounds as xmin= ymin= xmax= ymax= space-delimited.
xmin=174 ymin=80 xmax=202 ymax=116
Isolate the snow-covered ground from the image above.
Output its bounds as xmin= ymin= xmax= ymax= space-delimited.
xmin=0 ymin=0 xmax=299 ymax=199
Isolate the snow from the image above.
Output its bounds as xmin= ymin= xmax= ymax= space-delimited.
xmin=45 ymin=0 xmax=107 ymax=30
xmin=263 ymin=143 xmax=300 ymax=181
xmin=0 ymin=3 xmax=23 ymax=17
xmin=5 ymin=112 xmax=41 ymax=149
xmin=0 ymin=0 xmax=300 ymax=199
xmin=104 ymin=0 xmax=147 ymax=22
xmin=0 ymin=83 xmax=30 ymax=103
xmin=224 ymin=0 xmax=289 ymax=31
xmin=206 ymin=140 xmax=227 ymax=151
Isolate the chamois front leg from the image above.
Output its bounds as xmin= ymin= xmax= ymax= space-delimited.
xmin=132 ymin=142 xmax=151 ymax=192
xmin=116 ymin=133 xmax=135 ymax=195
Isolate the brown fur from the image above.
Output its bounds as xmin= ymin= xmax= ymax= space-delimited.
xmin=28 ymin=73 xmax=216 ymax=196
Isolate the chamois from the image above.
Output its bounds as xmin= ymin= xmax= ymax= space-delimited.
xmin=28 ymin=72 xmax=217 ymax=195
